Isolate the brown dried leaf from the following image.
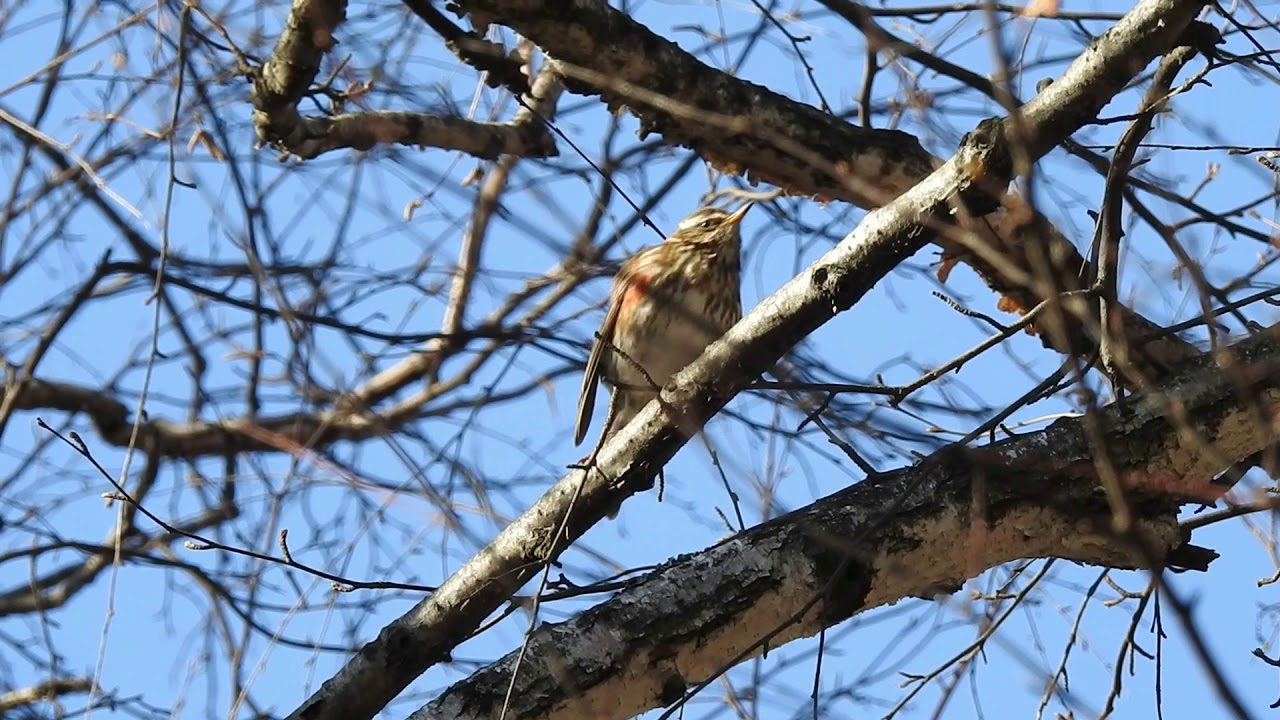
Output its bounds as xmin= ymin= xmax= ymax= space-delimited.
xmin=460 ymin=166 xmax=483 ymax=187
xmin=187 ymin=128 xmax=226 ymax=162
xmin=936 ymin=253 xmax=961 ymax=284
xmin=995 ymin=295 xmax=1023 ymax=314
xmin=996 ymin=295 xmax=1040 ymax=335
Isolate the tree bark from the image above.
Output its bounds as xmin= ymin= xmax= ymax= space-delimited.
xmin=283 ymin=2 xmax=1211 ymax=718
xmin=416 ymin=326 xmax=1280 ymax=720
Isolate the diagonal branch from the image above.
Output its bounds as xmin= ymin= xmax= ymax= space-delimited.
xmin=415 ymin=325 xmax=1280 ymax=720
xmin=450 ymin=0 xmax=1211 ymax=377
xmin=340 ymin=67 xmax=565 ymax=407
xmin=282 ymin=4 xmax=1209 ymax=718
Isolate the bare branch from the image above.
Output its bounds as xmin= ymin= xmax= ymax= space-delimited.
xmin=250 ymin=0 xmax=556 ymax=159
xmin=0 ymin=677 xmax=93 ymax=713
xmin=451 ymin=0 xmax=1210 ymax=382
xmin=284 ymin=5 xmax=1208 ymax=717
xmin=415 ymin=324 xmax=1280 ymax=719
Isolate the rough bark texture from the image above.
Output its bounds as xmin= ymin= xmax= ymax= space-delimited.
xmin=249 ymin=0 xmax=555 ymax=158
xmin=454 ymin=0 xmax=1206 ymax=375
xmin=283 ymin=3 xmax=1210 ymax=718
xmin=250 ymin=0 xmax=347 ymax=150
xmin=415 ymin=328 xmax=1280 ymax=720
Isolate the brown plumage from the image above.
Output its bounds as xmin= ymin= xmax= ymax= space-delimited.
xmin=574 ymin=203 xmax=751 ymax=447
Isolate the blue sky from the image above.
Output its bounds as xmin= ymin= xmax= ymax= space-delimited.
xmin=3 ymin=1 xmax=1280 ymax=718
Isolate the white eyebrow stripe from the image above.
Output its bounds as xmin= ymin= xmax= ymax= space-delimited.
xmin=676 ymin=210 xmax=725 ymax=232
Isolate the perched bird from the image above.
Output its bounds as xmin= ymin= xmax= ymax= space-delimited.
xmin=574 ymin=202 xmax=752 ymax=449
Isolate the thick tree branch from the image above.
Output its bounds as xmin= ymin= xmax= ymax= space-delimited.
xmin=416 ymin=326 xmax=1280 ymax=720
xmin=250 ymin=0 xmax=556 ymax=159
xmin=2 ymin=369 xmax=575 ymax=458
xmin=283 ymin=4 xmax=1207 ymax=719
xmin=249 ymin=0 xmax=345 ymax=152
xmin=452 ymin=0 xmax=1210 ymax=376
xmin=259 ymin=109 xmax=558 ymax=160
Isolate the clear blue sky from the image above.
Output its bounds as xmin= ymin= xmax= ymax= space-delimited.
xmin=2 ymin=1 xmax=1279 ymax=718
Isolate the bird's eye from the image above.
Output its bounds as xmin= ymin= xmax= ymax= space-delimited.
xmin=699 ymin=219 xmax=714 ymax=229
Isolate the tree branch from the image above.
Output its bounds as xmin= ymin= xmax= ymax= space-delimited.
xmin=283 ymin=4 xmax=1209 ymax=718
xmin=0 ymin=677 xmax=93 ymax=713
xmin=416 ymin=326 xmax=1280 ymax=720
xmin=452 ymin=0 xmax=1211 ymax=377
xmin=250 ymin=0 xmax=556 ymax=159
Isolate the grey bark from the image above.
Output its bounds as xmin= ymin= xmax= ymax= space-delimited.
xmin=283 ymin=2 xmax=1212 ymax=719
xmin=415 ymin=326 xmax=1280 ymax=720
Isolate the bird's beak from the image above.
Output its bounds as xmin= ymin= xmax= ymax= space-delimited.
xmin=727 ymin=202 xmax=754 ymax=227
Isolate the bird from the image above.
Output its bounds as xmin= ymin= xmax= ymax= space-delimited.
xmin=574 ymin=202 xmax=752 ymax=450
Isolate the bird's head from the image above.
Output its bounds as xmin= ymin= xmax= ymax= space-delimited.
xmin=669 ymin=203 xmax=753 ymax=250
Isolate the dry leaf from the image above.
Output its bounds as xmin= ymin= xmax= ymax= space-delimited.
xmin=936 ymin=253 xmax=961 ymax=284
xmin=460 ymin=166 xmax=483 ymax=187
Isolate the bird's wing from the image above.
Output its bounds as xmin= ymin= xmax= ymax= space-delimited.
xmin=575 ymin=248 xmax=662 ymax=446
xmin=573 ymin=274 xmax=626 ymax=446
